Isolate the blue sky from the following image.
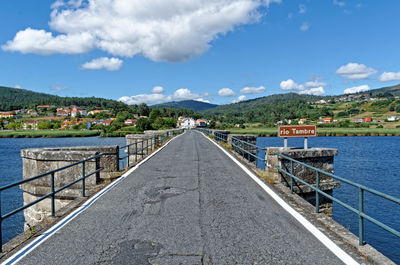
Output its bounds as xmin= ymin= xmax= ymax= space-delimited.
xmin=1 ymin=0 xmax=400 ymax=105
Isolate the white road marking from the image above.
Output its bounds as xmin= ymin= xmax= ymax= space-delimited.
xmin=2 ymin=133 xmax=185 ymax=265
xmin=200 ymin=131 xmax=359 ymax=265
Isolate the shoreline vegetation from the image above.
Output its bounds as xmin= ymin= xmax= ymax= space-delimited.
xmin=227 ymin=127 xmax=400 ymax=137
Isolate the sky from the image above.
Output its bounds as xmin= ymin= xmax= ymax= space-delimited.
xmin=1 ymin=0 xmax=400 ymax=106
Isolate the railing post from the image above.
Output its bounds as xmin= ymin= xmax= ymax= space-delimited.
xmin=290 ymin=160 xmax=293 ymax=194
xmin=127 ymin=145 xmax=130 ymax=168
xmin=359 ymin=188 xmax=365 ymax=245
xmin=82 ymin=161 xmax=86 ymax=197
xmin=315 ymin=171 xmax=320 ymax=213
xmin=247 ymin=144 xmax=250 ymax=163
xmin=141 ymin=140 xmax=144 ymax=160
xmin=135 ymin=142 xmax=138 ymax=162
xmin=51 ymin=172 xmax=55 ymax=216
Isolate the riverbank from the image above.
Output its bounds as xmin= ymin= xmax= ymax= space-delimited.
xmin=227 ymin=127 xmax=400 ymax=136
xmin=0 ymin=130 xmax=101 ymax=138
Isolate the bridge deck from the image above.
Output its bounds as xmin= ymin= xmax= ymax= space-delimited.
xmin=13 ymin=131 xmax=351 ymax=264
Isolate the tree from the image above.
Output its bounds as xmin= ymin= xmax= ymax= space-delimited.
xmin=149 ymin=109 xmax=162 ymax=121
xmin=116 ymin=111 xmax=131 ymax=122
xmin=208 ymin=120 xmax=216 ymax=129
xmin=38 ymin=121 xmax=52 ymax=129
xmin=139 ymin=103 xmax=150 ymax=116
xmin=136 ymin=118 xmax=152 ymax=131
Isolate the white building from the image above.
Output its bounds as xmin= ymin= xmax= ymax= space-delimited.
xmin=387 ymin=116 xmax=399 ymax=122
xmin=181 ymin=118 xmax=196 ymax=129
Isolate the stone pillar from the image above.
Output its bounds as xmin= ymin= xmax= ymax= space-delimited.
xmin=144 ymin=130 xmax=167 ymax=147
xmin=20 ymin=145 xmax=119 ymax=228
xmin=265 ymin=147 xmax=339 ymax=215
xmin=126 ymin=134 xmax=149 ymax=166
xmin=212 ymin=130 xmax=230 ymax=142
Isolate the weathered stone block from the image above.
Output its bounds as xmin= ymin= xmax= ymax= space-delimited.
xmin=20 ymin=145 xmax=119 ymax=228
xmin=265 ymin=147 xmax=339 ymax=215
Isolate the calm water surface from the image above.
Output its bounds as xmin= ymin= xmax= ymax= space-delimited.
xmin=0 ymin=137 xmax=125 ymax=244
xmin=257 ymin=136 xmax=400 ymax=263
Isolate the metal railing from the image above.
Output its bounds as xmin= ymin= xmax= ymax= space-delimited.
xmin=0 ymin=153 xmax=104 ymax=251
xmin=118 ymin=129 xmax=184 ymax=170
xmin=230 ymin=136 xmax=265 ymax=168
xmin=274 ymin=152 xmax=400 ymax=246
xmin=197 ymin=128 xmax=266 ymax=168
xmin=118 ymin=134 xmax=157 ymax=170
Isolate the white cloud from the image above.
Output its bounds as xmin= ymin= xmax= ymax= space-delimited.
xmin=280 ymin=78 xmax=327 ymax=96
xmin=14 ymin=85 xmax=21 ymax=89
xmin=304 ymin=80 xmax=327 ymax=88
xmin=240 ymin=86 xmax=265 ymax=94
xmin=333 ymin=0 xmax=345 ymax=7
xmin=2 ymin=28 xmax=94 ymax=55
xmin=2 ymin=0 xmax=281 ymax=62
xmin=379 ymin=72 xmax=400 ymax=82
xmin=231 ymin=95 xmax=247 ymax=103
xmin=298 ymin=86 xmax=326 ymax=96
xmin=336 ymin=62 xmax=377 ymax=79
xmin=81 ymin=57 xmax=123 ymax=71
xmin=344 ymin=84 xmax=370 ymax=94
xmin=280 ymin=79 xmax=302 ymax=91
xmin=299 ymin=4 xmax=307 ymax=14
xmin=119 ymin=87 xmax=210 ymax=105
xmin=300 ymin=22 xmax=310 ymax=31
xmin=218 ymin=88 xmax=235 ymax=97
xmin=194 ymin=98 xmax=211 ymax=103
xmin=151 ymin=86 xmax=165 ymax=94
xmin=119 ymin=94 xmax=173 ymax=105
xmin=173 ymin=88 xmax=209 ymax=100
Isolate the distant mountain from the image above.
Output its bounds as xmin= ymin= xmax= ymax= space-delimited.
xmin=152 ymin=100 xmax=218 ymax=111
xmin=0 ymin=86 xmax=130 ymax=111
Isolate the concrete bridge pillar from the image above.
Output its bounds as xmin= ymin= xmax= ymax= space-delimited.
xmin=265 ymin=147 xmax=339 ymax=215
xmin=20 ymin=146 xmax=119 ymax=228
xmin=126 ymin=134 xmax=148 ymax=166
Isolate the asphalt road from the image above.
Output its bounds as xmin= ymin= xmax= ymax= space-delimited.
xmin=15 ymin=130 xmax=347 ymax=264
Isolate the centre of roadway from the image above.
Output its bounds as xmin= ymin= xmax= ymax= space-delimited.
xmin=10 ymin=130 xmax=354 ymax=265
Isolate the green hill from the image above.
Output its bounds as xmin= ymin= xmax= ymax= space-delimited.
xmin=152 ymin=100 xmax=218 ymax=111
xmin=0 ymin=86 xmax=130 ymax=111
xmin=203 ymin=93 xmax=324 ymax=115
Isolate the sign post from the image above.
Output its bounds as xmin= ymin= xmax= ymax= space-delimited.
xmin=278 ymin=125 xmax=317 ymax=149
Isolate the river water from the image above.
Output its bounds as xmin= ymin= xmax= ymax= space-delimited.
xmin=256 ymin=136 xmax=400 ymax=263
xmin=0 ymin=136 xmax=399 ymax=263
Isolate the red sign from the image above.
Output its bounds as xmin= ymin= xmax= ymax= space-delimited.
xmin=278 ymin=125 xmax=317 ymax=138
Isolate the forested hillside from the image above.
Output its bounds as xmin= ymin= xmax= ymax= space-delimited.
xmin=202 ymin=93 xmax=328 ymax=125
xmin=0 ymin=86 xmax=130 ymax=111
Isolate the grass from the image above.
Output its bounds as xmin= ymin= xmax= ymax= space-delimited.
xmin=0 ymin=129 xmax=101 ymax=138
xmin=227 ymin=127 xmax=400 ymax=136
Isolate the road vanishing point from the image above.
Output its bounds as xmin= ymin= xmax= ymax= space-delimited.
xmin=6 ymin=131 xmax=360 ymax=265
